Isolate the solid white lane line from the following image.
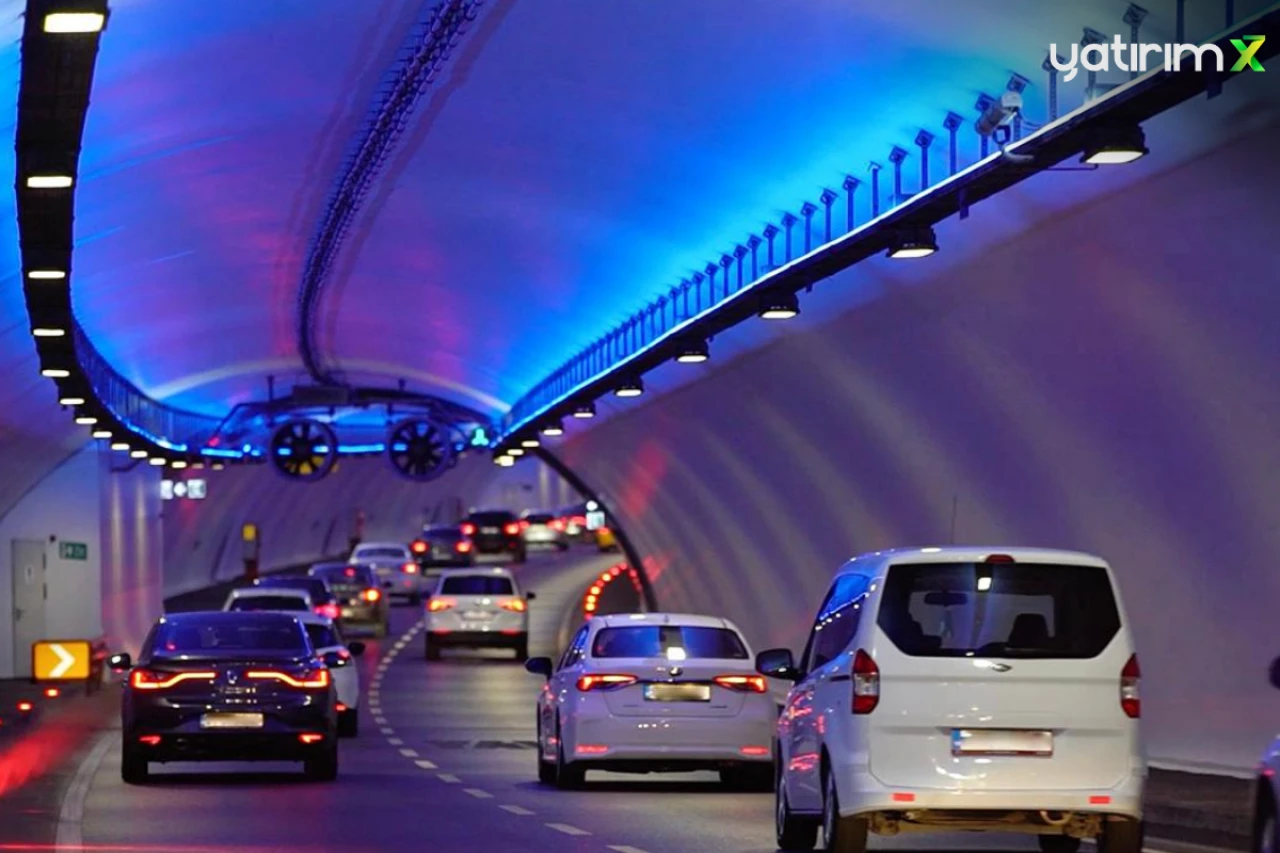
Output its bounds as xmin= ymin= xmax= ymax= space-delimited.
xmin=399 ymin=747 xmax=418 ymax=758
xmin=387 ymin=737 xmax=403 ymax=746
xmin=499 ymin=804 xmax=534 ymax=816
xmin=546 ymin=823 xmax=591 ymax=836
xmin=438 ymin=773 xmax=461 ymax=783
xmin=414 ymin=759 xmax=438 ymax=770
xmin=464 ymin=788 xmax=493 ymax=799
xmin=55 ymin=731 xmax=114 ymax=850
xmin=608 ymin=846 xmax=651 ymax=853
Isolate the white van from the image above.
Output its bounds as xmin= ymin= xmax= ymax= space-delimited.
xmin=759 ymin=546 xmax=1144 ymax=853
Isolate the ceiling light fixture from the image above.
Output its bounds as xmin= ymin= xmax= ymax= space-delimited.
xmin=43 ymin=12 xmax=105 ymax=33
xmin=520 ymin=438 xmax=540 ymax=449
xmin=495 ymin=455 xmax=515 ymax=467
xmin=541 ymin=419 xmax=564 ymax=437
xmin=75 ymin=416 xmax=97 ymax=425
xmin=508 ymin=447 xmax=525 ymax=457
xmin=41 ymin=368 xmax=70 ymax=378
xmin=572 ymin=402 xmax=596 ymax=419
xmin=92 ymin=430 xmax=112 ymax=439
xmin=171 ymin=460 xmax=188 ymax=469
xmin=32 ymin=327 xmax=66 ymax=337
xmin=59 ymin=396 xmax=85 ymax=406
xmin=675 ymin=339 xmax=710 ymax=364
xmin=758 ymin=292 xmax=800 ymax=320
xmin=27 ymin=270 xmax=66 ymax=280
xmin=887 ymin=226 xmax=938 ymax=259
xmin=148 ymin=457 xmax=166 ymax=466
xmin=130 ymin=450 xmax=147 ymax=459
xmin=110 ymin=442 xmax=129 ymax=451
xmin=25 ymin=174 xmax=74 ymax=189
xmin=1081 ymin=124 xmax=1148 ymax=165
xmin=614 ymin=378 xmax=644 ymax=398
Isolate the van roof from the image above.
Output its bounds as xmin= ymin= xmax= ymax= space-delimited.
xmin=839 ymin=546 xmax=1109 ymax=578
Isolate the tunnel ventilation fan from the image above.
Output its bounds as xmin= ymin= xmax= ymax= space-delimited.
xmin=387 ymin=419 xmax=454 ymax=482
xmin=269 ymin=419 xmax=339 ymax=481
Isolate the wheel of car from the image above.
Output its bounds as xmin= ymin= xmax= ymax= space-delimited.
xmin=338 ymin=708 xmax=359 ymax=738
xmin=1038 ymin=836 xmax=1081 ymax=853
xmin=775 ymin=774 xmax=818 ymax=851
xmin=120 ymin=741 xmax=149 ymax=785
xmin=1097 ymin=819 xmax=1143 ymax=853
xmin=425 ymin=637 xmax=441 ymax=661
xmin=409 ymin=593 xmax=422 ymax=606
xmin=536 ymin=718 xmax=557 ymax=785
xmin=822 ymin=769 xmax=868 ymax=853
xmin=554 ymin=721 xmax=584 ymax=790
xmin=304 ymin=742 xmax=339 ymax=782
xmin=1257 ymin=794 xmax=1278 ymax=853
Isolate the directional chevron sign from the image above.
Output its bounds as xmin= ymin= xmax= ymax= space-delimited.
xmin=32 ymin=639 xmax=92 ymax=681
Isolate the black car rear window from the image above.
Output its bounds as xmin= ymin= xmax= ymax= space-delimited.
xmin=440 ymin=576 xmax=515 ymax=595
xmin=591 ymin=626 xmax=748 ymax=659
xmin=258 ymin=577 xmax=332 ymax=603
xmin=229 ymin=595 xmax=309 ymax=612
xmin=467 ymin=511 xmax=516 ymax=525
xmin=426 ymin=528 xmax=463 ymax=541
xmin=523 ymin=513 xmax=554 ymax=524
xmin=153 ymin=619 xmax=307 ymax=655
xmin=877 ymin=562 xmax=1121 ymax=659
xmin=311 ymin=565 xmax=376 ymax=586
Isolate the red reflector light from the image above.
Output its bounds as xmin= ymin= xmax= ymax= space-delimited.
xmin=343 ymin=567 xmax=356 ymax=577
xmin=852 ymin=649 xmax=880 ymax=714
xmin=44 ymin=687 xmax=59 ymax=698
xmin=461 ymin=523 xmax=476 ymax=536
xmin=739 ymin=746 xmax=770 ymax=757
xmin=138 ymin=735 xmax=162 ymax=746
xmin=892 ymin=792 xmax=916 ymax=803
xmin=575 ymin=744 xmax=609 ymax=755
xmin=335 ymin=703 xmax=347 ymax=712
xmin=130 ymin=670 xmax=217 ymax=690
xmin=298 ymin=733 xmax=325 ymax=744
xmin=362 ymin=588 xmax=381 ymax=602
xmin=401 ymin=562 xmax=419 ymax=574
xmin=246 ymin=669 xmax=330 ymax=688
xmin=410 ymin=540 xmax=427 ymax=554
xmin=499 ymin=598 xmax=526 ymax=612
xmin=456 ymin=540 xmax=473 ymax=553
xmin=1089 ymin=795 xmax=1112 ymax=805
xmin=428 ymin=597 xmax=456 ymax=612
xmin=17 ymin=701 xmax=33 ymax=712
xmin=714 ymin=675 xmax=768 ymax=693
xmin=1120 ymin=653 xmax=1141 ymax=719
xmin=576 ymin=674 xmax=637 ymax=691
xmin=503 ymin=523 xmax=520 ymax=535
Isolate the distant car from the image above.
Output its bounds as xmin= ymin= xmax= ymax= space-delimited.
xmin=413 ymin=525 xmax=475 ymax=569
xmin=460 ymin=510 xmax=527 ymax=562
xmin=308 ymin=563 xmax=388 ymax=637
xmin=295 ymin=612 xmax=365 ymax=737
xmin=595 ymin=525 xmax=620 ymax=553
xmin=525 ymin=613 xmax=773 ymax=791
xmin=223 ymin=587 xmax=312 ymax=613
xmin=520 ymin=511 xmax=568 ymax=551
xmin=110 ymin=610 xmax=340 ymax=784
xmin=349 ymin=541 xmax=426 ymax=603
xmin=254 ymin=576 xmax=340 ymax=620
xmin=424 ymin=567 xmax=534 ymax=661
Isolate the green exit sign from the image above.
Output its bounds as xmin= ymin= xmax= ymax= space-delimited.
xmin=59 ymin=541 xmax=88 ymax=561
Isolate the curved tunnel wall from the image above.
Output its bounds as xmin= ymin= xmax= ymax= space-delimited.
xmin=559 ymin=124 xmax=1280 ymax=773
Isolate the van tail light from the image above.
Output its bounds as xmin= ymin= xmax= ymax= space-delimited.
xmin=401 ymin=562 xmax=419 ymax=574
xmin=456 ymin=540 xmax=473 ymax=553
xmin=1120 ymin=654 xmax=1140 ymax=718
xmin=503 ymin=523 xmax=520 ymax=536
xmin=576 ymin=674 xmax=637 ymax=692
xmin=460 ymin=523 xmax=476 ymax=536
xmin=851 ymin=650 xmax=880 ymax=714
xmin=714 ymin=674 xmax=768 ymax=693
xmin=428 ymin=597 xmax=457 ymax=612
xmin=314 ymin=604 xmax=340 ymax=619
xmin=499 ymin=598 xmax=526 ymax=612
xmin=129 ymin=669 xmax=216 ymax=690
xmin=362 ymin=588 xmax=381 ymax=602
xmin=246 ymin=669 xmax=330 ymax=689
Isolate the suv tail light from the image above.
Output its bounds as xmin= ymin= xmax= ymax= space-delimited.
xmin=851 ymin=649 xmax=879 ymax=714
xmin=713 ymin=675 xmax=767 ymax=693
xmin=428 ymin=597 xmax=456 ymax=612
xmin=314 ymin=603 xmax=340 ymax=619
xmin=503 ymin=522 xmax=520 ymax=536
xmin=1120 ymin=654 xmax=1140 ymax=718
xmin=576 ymin=674 xmax=637 ymax=691
xmin=499 ymin=598 xmax=527 ymax=612
xmin=246 ymin=669 xmax=330 ymax=689
xmin=460 ymin=523 xmax=476 ymax=536
xmin=361 ymin=588 xmax=381 ymax=602
xmin=401 ymin=562 xmax=419 ymax=574
xmin=129 ymin=669 xmax=216 ymax=690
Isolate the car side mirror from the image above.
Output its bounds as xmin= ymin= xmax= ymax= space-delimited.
xmin=1269 ymin=657 xmax=1280 ymax=690
xmin=108 ymin=652 xmax=131 ymax=672
xmin=525 ymin=591 xmax=537 ymax=601
xmin=524 ymin=656 xmax=553 ymax=678
xmin=756 ymin=648 xmax=800 ymax=681
xmin=323 ymin=651 xmax=348 ymax=669
xmin=347 ymin=641 xmax=366 ymax=658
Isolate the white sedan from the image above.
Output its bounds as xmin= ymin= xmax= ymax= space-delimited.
xmin=222 ymin=587 xmax=312 ymax=613
xmin=424 ymin=567 xmax=533 ymax=661
xmin=296 ymin=611 xmax=364 ymax=737
xmin=525 ymin=613 xmax=775 ymax=790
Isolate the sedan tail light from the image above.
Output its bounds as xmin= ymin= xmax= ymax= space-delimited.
xmin=550 ymin=519 xmax=565 ymax=532
xmin=460 ymin=523 xmax=476 ymax=536
xmin=129 ymin=669 xmax=216 ymax=690
xmin=361 ymin=588 xmax=381 ymax=602
xmin=503 ymin=523 xmax=520 ymax=536
xmin=428 ymin=597 xmax=457 ymax=612
xmin=851 ymin=649 xmax=880 ymax=714
xmin=456 ymin=540 xmax=473 ymax=553
xmin=314 ymin=604 xmax=340 ymax=619
xmin=499 ymin=598 xmax=527 ymax=612
xmin=576 ymin=674 xmax=637 ymax=691
xmin=410 ymin=540 xmax=427 ymax=554
xmin=401 ymin=562 xmax=419 ymax=574
xmin=246 ymin=669 xmax=330 ymax=689
xmin=713 ymin=674 xmax=768 ymax=693
xmin=1120 ymin=654 xmax=1141 ymax=718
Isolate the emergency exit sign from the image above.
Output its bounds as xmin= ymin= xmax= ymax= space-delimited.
xmin=59 ymin=541 xmax=88 ymax=561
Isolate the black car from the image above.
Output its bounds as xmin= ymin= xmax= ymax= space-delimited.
xmin=110 ymin=611 xmax=342 ymax=784
xmin=460 ymin=510 xmax=527 ymax=562
xmin=254 ymin=576 xmax=339 ymax=620
xmin=413 ymin=525 xmax=475 ymax=568
xmin=308 ymin=562 xmax=389 ymax=637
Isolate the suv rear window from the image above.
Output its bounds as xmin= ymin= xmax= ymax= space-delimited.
xmin=591 ymin=626 xmax=748 ymax=659
xmin=440 ymin=576 xmax=515 ymax=596
xmin=258 ymin=577 xmax=333 ymax=603
xmin=877 ymin=562 xmax=1121 ymax=659
xmin=355 ymin=547 xmax=407 ymax=559
xmin=523 ymin=513 xmax=554 ymax=524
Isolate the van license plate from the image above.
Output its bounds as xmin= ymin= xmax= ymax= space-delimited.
xmin=644 ymin=683 xmax=710 ymax=702
xmin=952 ymin=729 xmax=1052 ymax=756
xmin=201 ymin=712 xmax=264 ymax=729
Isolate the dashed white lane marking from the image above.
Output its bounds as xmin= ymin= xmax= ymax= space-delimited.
xmin=374 ymin=715 xmax=388 ymax=725
xmin=399 ymin=747 xmax=418 ymax=758
xmin=608 ymin=847 xmax=651 ymax=853
xmin=414 ymin=759 xmax=438 ymax=770
xmin=546 ymin=823 xmax=591 ymax=836
xmin=388 ymin=737 xmax=403 ymax=746
xmin=438 ymin=773 xmax=461 ymax=783
xmin=380 ymin=726 xmax=394 ymax=735
xmin=463 ymin=788 xmax=493 ymax=799
xmin=499 ymin=804 xmax=534 ymax=816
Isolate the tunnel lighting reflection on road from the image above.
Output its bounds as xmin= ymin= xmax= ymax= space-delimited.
xmin=27 ymin=269 xmax=66 ymax=280
xmin=614 ymin=378 xmax=644 ymax=398
xmin=58 ymin=396 xmax=85 ymax=406
xmin=91 ymin=430 xmax=111 ymax=439
xmin=43 ymin=12 xmax=105 ymax=33
xmin=24 ymin=174 xmax=74 ymax=189
xmin=74 ymin=416 xmax=97 ymax=425
xmin=32 ymin=328 xmax=66 ymax=337
xmin=41 ymin=368 xmax=70 ymax=378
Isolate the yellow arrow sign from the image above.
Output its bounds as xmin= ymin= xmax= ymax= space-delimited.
xmin=32 ymin=640 xmax=91 ymax=681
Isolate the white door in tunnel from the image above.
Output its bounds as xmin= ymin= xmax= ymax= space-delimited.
xmin=10 ymin=539 xmax=47 ymax=678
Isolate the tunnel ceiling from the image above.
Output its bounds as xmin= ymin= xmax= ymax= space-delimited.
xmin=4 ymin=0 xmax=1274 ymax=447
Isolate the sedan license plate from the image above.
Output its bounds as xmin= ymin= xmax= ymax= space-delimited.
xmin=201 ymin=712 xmax=264 ymax=729
xmin=481 ymin=526 xmax=499 ymax=534
xmin=643 ymin=683 xmax=711 ymax=702
xmin=951 ymin=729 xmax=1052 ymax=756
xmin=462 ymin=610 xmax=491 ymax=621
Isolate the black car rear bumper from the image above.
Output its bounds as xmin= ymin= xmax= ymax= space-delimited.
xmin=127 ymin=729 xmax=335 ymax=762
xmin=125 ymin=698 xmax=336 ymax=762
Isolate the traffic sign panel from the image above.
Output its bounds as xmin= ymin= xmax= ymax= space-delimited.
xmin=32 ymin=640 xmax=92 ymax=681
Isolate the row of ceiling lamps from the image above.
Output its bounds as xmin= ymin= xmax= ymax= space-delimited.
xmin=491 ymin=126 xmax=1147 ymax=467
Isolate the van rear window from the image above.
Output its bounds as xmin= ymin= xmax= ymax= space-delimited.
xmin=877 ymin=563 xmax=1121 ymax=659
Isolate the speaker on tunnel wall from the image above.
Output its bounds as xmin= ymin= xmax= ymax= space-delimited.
xmin=387 ymin=418 xmax=455 ymax=482
xmin=269 ymin=418 xmax=339 ymax=481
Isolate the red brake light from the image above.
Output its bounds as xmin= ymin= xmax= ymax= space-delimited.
xmin=246 ymin=669 xmax=330 ymax=689
xmin=428 ymin=597 xmax=457 ymax=612
xmin=343 ymin=567 xmax=356 ymax=577
xmin=460 ymin=523 xmax=476 ymax=536
xmin=983 ymin=553 xmax=1015 ymax=563
xmin=456 ymin=540 xmax=473 ymax=553
xmin=401 ymin=562 xmax=419 ymax=574
xmin=411 ymin=540 xmax=427 ymax=554
xmin=499 ymin=598 xmax=527 ymax=612
xmin=315 ymin=604 xmax=340 ymax=619
xmin=550 ymin=519 xmax=565 ymax=531
xmin=576 ymin=674 xmax=637 ymax=691
xmin=503 ymin=522 xmax=520 ymax=536
xmin=44 ymin=687 xmax=59 ymax=698
xmin=714 ymin=675 xmax=768 ymax=693
xmin=852 ymin=649 xmax=880 ymax=714
xmin=17 ymin=701 xmax=33 ymax=712
xmin=130 ymin=669 xmax=216 ymax=690
xmin=1120 ymin=654 xmax=1140 ymax=718
xmin=362 ymin=588 xmax=381 ymax=602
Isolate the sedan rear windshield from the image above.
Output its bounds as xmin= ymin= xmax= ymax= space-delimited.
xmin=523 ymin=513 xmax=554 ymax=524
xmin=305 ymin=623 xmax=341 ymax=650
xmin=258 ymin=578 xmax=333 ymax=603
xmin=440 ymin=576 xmax=515 ymax=596
xmin=425 ymin=528 xmax=463 ymax=541
xmin=877 ymin=562 xmax=1121 ymax=659
xmin=467 ymin=512 xmax=516 ymax=525
xmin=355 ymin=547 xmax=407 ymax=559
xmin=312 ymin=565 xmax=376 ymax=586
xmin=592 ymin=626 xmax=748 ymax=659
xmin=229 ymin=595 xmax=310 ymax=612
xmin=153 ymin=620 xmax=307 ymax=656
